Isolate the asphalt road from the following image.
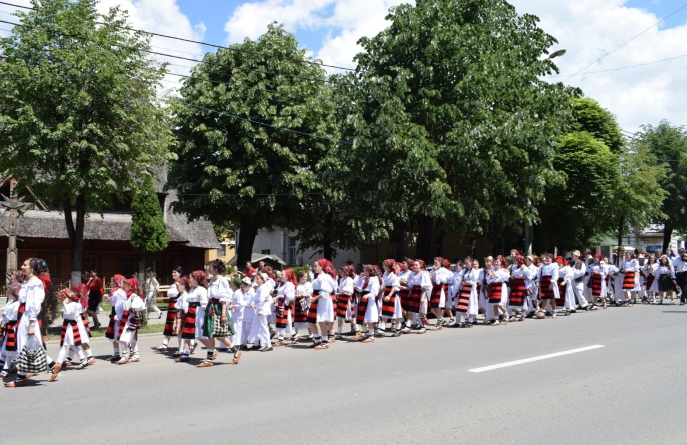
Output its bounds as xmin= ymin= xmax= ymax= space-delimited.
xmin=3 ymin=303 xmax=687 ymax=444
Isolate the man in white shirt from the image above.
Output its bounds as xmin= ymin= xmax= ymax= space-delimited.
xmin=673 ymin=248 xmax=687 ymax=304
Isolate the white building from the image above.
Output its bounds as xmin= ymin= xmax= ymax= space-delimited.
xmin=235 ymin=228 xmax=361 ymax=270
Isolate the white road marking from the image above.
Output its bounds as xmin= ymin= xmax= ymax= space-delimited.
xmin=468 ymin=345 xmax=605 ymax=373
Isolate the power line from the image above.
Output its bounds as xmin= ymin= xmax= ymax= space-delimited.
xmin=563 ymin=1 xmax=687 ymax=81
xmin=0 ymin=0 xmax=356 ymax=71
xmin=565 ymin=80 xmax=687 ymax=91
xmin=546 ymin=54 xmax=687 ymax=78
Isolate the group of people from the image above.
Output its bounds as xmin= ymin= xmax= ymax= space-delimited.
xmin=1 ymin=247 xmax=685 ymax=386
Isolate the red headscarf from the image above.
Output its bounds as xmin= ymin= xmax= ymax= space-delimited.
xmin=595 ymin=253 xmax=603 ymax=261
xmin=126 ymin=278 xmax=141 ymax=296
xmin=316 ymin=258 xmax=337 ymax=279
xmin=191 ymin=270 xmax=208 ymax=288
xmin=73 ymin=283 xmax=89 ymax=308
xmin=264 ymin=266 xmax=276 ymax=282
xmin=515 ymin=255 xmax=526 ymax=267
xmin=283 ymin=269 xmax=297 ymax=287
xmin=177 ymin=277 xmax=190 ymax=292
xmin=342 ymin=265 xmax=356 ymax=278
xmin=555 ymin=256 xmax=568 ymax=266
xmin=110 ymin=274 xmax=126 ymax=296
xmin=372 ymin=264 xmax=383 ymax=279
xmin=58 ymin=288 xmax=79 ymax=302
xmin=383 ymin=259 xmax=396 ymax=274
xmin=416 ymin=259 xmax=426 ymax=271
xmin=495 ymin=255 xmax=508 ymax=269
xmin=442 ymin=258 xmax=451 ymax=269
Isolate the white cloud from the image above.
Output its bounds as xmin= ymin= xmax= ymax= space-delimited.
xmin=223 ymin=0 xmax=687 ymax=132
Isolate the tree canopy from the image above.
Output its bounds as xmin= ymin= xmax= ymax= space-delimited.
xmin=130 ymin=175 xmax=169 ymax=263
xmin=0 ymin=0 xmax=171 ymax=280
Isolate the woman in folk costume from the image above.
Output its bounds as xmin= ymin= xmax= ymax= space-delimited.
xmin=479 ymin=256 xmax=493 ymax=322
xmin=249 ymin=273 xmax=273 ymax=351
xmin=570 ymin=251 xmax=589 ymax=312
xmin=170 ymin=278 xmax=193 ymax=357
xmin=48 ymin=289 xmax=89 ymax=381
xmin=650 ymin=255 xmax=676 ymax=304
xmin=455 ymin=257 xmax=479 ymax=328
xmin=335 ymin=265 xmax=357 ymax=340
xmin=442 ymin=259 xmax=457 ymax=325
xmin=508 ymin=255 xmax=530 ymax=321
xmin=486 ymin=256 xmax=510 ymax=325
xmin=429 ymin=257 xmax=452 ymax=330
xmin=555 ymin=257 xmax=576 ymax=316
xmin=525 ymin=255 xmax=541 ymax=317
xmin=199 ymin=260 xmax=242 ymax=366
xmin=116 ymin=278 xmax=142 ymax=365
xmin=274 ymin=269 xmax=296 ymax=347
xmin=64 ymin=284 xmax=95 ymax=368
xmin=5 ymin=259 xmax=59 ymax=388
xmin=291 ymin=271 xmax=312 ymax=343
xmin=604 ymin=257 xmax=619 ymax=302
xmin=381 ymin=259 xmax=403 ymax=337
xmin=0 ymin=278 xmax=21 ymax=377
xmin=397 ymin=258 xmax=413 ymax=331
xmin=153 ymin=266 xmax=185 ymax=352
xmin=583 ymin=256 xmax=595 ymax=308
xmin=589 ymin=254 xmax=608 ymax=310
xmin=240 ymin=278 xmax=257 ymax=347
xmin=306 ymin=259 xmax=337 ymax=349
xmin=355 ymin=265 xmax=380 ymax=343
xmin=402 ymin=260 xmax=432 ymax=334
xmin=535 ymin=254 xmax=560 ymax=319
xmin=175 ymin=271 xmax=208 ymax=363
xmin=644 ymin=255 xmax=658 ymax=303
xmin=619 ymin=251 xmax=639 ymax=307
xmin=228 ymin=277 xmax=247 ymax=350
xmin=104 ymin=274 xmax=127 ymax=362
xmin=447 ymin=260 xmax=463 ymax=325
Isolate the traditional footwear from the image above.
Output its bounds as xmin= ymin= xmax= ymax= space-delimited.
xmin=401 ymin=328 xmax=410 ymax=334
xmin=196 ymin=361 xmax=214 ymax=368
xmin=152 ymin=346 xmax=168 ymax=352
xmin=190 ymin=343 xmax=197 ymax=354
xmin=63 ymin=361 xmax=73 ymax=367
xmin=334 ymin=334 xmax=343 ymax=341
xmin=26 ymin=372 xmax=38 ymax=377
xmin=49 ymin=363 xmax=62 ymax=382
xmin=491 ymin=320 xmax=500 ymax=326
xmin=117 ymin=358 xmax=129 ymax=365
xmin=431 ymin=325 xmax=442 ymax=331
xmin=308 ymin=342 xmax=321 ymax=349
xmin=129 ymin=357 xmax=140 ymax=363
xmin=174 ymin=356 xmax=190 ymax=363
xmin=392 ymin=331 xmax=402 ymax=337
xmin=361 ymin=337 xmax=375 ymax=343
xmin=172 ymin=351 xmax=182 ymax=357
xmin=260 ymin=346 xmax=274 ymax=352
xmin=314 ymin=344 xmax=329 ymax=349
xmin=231 ymin=350 xmax=243 ymax=365
xmin=273 ymin=341 xmax=285 ymax=347
xmin=328 ymin=337 xmax=336 ymax=343
xmin=417 ymin=328 xmax=426 ymax=334
xmin=212 ymin=350 xmax=219 ymax=360
xmin=552 ymin=313 xmax=558 ymax=319
xmin=4 ymin=379 xmax=27 ymax=387
xmin=106 ymin=355 xmax=121 ymax=362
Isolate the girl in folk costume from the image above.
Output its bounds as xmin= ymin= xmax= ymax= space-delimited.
xmin=64 ymin=284 xmax=95 ymax=368
xmin=335 ymin=266 xmax=357 ymax=340
xmin=479 ymin=257 xmax=493 ymax=322
xmin=455 ymin=258 xmax=479 ymax=328
xmin=116 ymin=278 xmax=143 ymax=365
xmin=605 ymin=257 xmax=620 ymax=302
xmin=306 ymin=259 xmax=337 ymax=349
xmin=570 ymin=251 xmax=589 ymax=311
xmin=0 ymin=279 xmax=21 ymax=377
xmin=589 ymin=254 xmax=608 ymax=310
xmin=199 ymin=260 xmax=242 ymax=366
xmin=153 ymin=266 xmax=185 ymax=352
xmin=555 ymin=257 xmax=576 ymax=316
xmin=355 ymin=265 xmax=380 ymax=343
xmin=619 ymin=251 xmax=639 ymax=307
xmin=48 ymin=289 xmax=89 ymax=381
xmin=372 ymin=264 xmax=386 ymax=338
xmin=6 ymin=259 xmax=59 ymax=388
xmin=291 ymin=271 xmax=312 ymax=343
xmin=442 ymin=259 xmax=457 ymax=325
xmin=397 ymin=258 xmax=413 ymax=331
xmin=635 ymin=254 xmax=648 ymax=303
xmin=429 ymin=257 xmax=452 ymax=330
xmin=402 ymin=260 xmax=432 ymax=334
xmin=249 ymin=273 xmax=273 ymax=351
xmin=105 ymin=275 xmax=127 ymax=362
xmin=171 ymin=278 xmax=193 ymax=357
xmin=240 ymin=278 xmax=257 ymax=347
xmin=509 ymin=255 xmax=531 ymax=321
xmin=650 ymin=256 xmax=676 ymax=305
xmin=381 ymin=259 xmax=403 ymax=337
xmin=274 ymin=269 xmax=297 ymax=347
xmin=175 ymin=271 xmax=209 ymax=363
xmin=583 ymin=255 xmax=595 ymax=308
xmin=644 ymin=255 xmax=658 ymax=303
xmin=447 ymin=261 xmax=463 ymax=325
xmin=525 ymin=255 xmax=541 ymax=317
xmin=486 ymin=256 xmax=511 ymax=325
xmin=228 ymin=277 xmax=247 ymax=350
xmin=536 ymin=254 xmax=560 ymax=319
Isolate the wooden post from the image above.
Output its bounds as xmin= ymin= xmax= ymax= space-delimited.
xmin=5 ymin=178 xmax=18 ymax=286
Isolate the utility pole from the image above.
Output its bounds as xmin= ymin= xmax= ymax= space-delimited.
xmin=1 ymin=179 xmax=32 ymax=286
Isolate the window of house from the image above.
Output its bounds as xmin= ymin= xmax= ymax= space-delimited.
xmin=261 ymin=249 xmax=270 ymax=255
xmin=39 ymin=252 xmax=60 ymax=279
xmin=288 ymin=237 xmax=298 ymax=265
xmin=217 ymin=244 xmax=227 ymax=257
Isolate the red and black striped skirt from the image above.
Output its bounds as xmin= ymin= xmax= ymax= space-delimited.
xmin=80 ymin=313 xmax=91 ymax=337
xmin=60 ymin=319 xmax=82 ymax=347
xmin=181 ymin=303 xmax=198 ymax=340
xmin=456 ymin=285 xmax=471 ymax=313
xmin=405 ymin=286 xmax=422 ymax=313
xmin=356 ymin=292 xmax=370 ymax=324
xmin=306 ymin=298 xmax=319 ymax=324
xmin=163 ymin=297 xmax=178 ymax=337
xmin=622 ymin=273 xmax=636 ymax=290
xmin=2 ymin=320 xmax=17 ymax=351
xmin=294 ymin=298 xmax=309 ymax=323
xmin=646 ymin=274 xmax=655 ymax=290
xmin=509 ymin=279 xmax=526 ymax=307
xmin=540 ymin=276 xmax=554 ymax=300
xmin=105 ymin=308 xmax=117 ymax=339
xmin=336 ymin=293 xmax=351 ymax=319
xmin=488 ymin=283 xmax=503 ymax=304
xmin=117 ymin=310 xmax=131 ymax=341
xmin=429 ymin=283 xmax=446 ymax=308
xmin=17 ymin=302 xmax=25 ymax=324
xmin=591 ymin=274 xmax=603 ymax=297
xmin=556 ymin=278 xmax=566 ymax=306
xmin=381 ymin=286 xmax=397 ymax=318
xmin=275 ymin=301 xmax=291 ymax=329
xmin=398 ymin=288 xmax=410 ymax=312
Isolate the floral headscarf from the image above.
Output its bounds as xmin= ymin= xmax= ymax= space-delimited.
xmin=316 ymin=258 xmax=337 ymax=279
xmin=383 ymin=259 xmax=396 ymax=274
xmin=29 ymin=257 xmax=51 ymax=291
xmin=342 ymin=265 xmax=356 ymax=278
xmin=191 ymin=270 xmax=208 ymax=288
xmin=58 ymin=288 xmax=79 ymax=302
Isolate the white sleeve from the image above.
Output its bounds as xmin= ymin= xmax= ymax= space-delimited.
xmin=342 ymin=278 xmax=354 ymax=295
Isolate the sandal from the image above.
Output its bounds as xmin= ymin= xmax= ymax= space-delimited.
xmin=314 ymin=344 xmax=329 ymax=350
xmin=361 ymin=337 xmax=375 ymax=343
xmin=117 ymin=358 xmax=129 ymax=365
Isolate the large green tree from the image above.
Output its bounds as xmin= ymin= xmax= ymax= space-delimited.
xmin=167 ymin=24 xmax=337 ymax=267
xmin=351 ymin=0 xmax=575 ymax=261
xmin=637 ymin=121 xmax=687 ymax=250
xmin=0 ymin=0 xmax=171 ymax=282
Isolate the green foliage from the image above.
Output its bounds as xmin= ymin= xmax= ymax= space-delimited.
xmin=535 ymin=132 xmax=619 ymax=252
xmin=167 ymin=23 xmax=337 ymax=264
xmin=638 ymin=121 xmax=687 ymax=235
xmin=290 ymin=265 xmax=310 ymax=281
xmin=346 ymin=0 xmax=575 ymax=259
xmin=570 ymin=98 xmax=624 ymax=153
xmin=130 ymin=176 xmax=169 ymax=261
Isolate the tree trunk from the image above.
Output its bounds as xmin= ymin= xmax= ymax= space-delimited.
xmin=415 ymin=215 xmax=439 ymax=263
xmin=237 ymin=213 xmax=260 ymax=270
xmin=63 ymin=195 xmax=86 ymax=285
xmin=322 ymin=212 xmax=333 ymax=260
xmin=138 ymin=257 xmax=146 ymax=286
xmin=616 ymin=216 xmax=625 ymax=267
xmin=662 ymin=224 xmax=673 ymax=253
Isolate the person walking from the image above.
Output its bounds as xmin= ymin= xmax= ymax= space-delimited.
xmin=144 ymin=268 xmax=162 ymax=319
xmin=85 ymin=269 xmax=104 ymax=329
xmin=673 ymin=248 xmax=687 ymax=304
